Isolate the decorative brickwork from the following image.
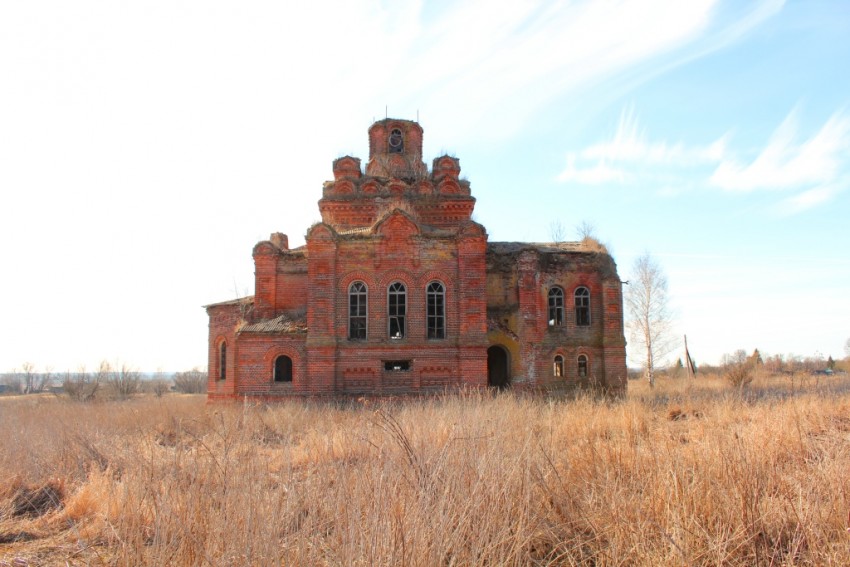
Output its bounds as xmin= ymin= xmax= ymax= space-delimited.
xmin=206 ymin=119 xmax=627 ymax=400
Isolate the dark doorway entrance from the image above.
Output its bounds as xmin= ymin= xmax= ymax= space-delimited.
xmin=487 ymin=346 xmax=510 ymax=389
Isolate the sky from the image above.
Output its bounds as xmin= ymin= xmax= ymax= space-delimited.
xmin=2 ymin=0 xmax=849 ymax=373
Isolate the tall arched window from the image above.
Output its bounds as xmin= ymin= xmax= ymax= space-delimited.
xmin=575 ymin=287 xmax=590 ymax=326
xmin=578 ymin=354 xmax=589 ymax=378
xmin=274 ymin=355 xmax=293 ymax=383
xmin=348 ymin=281 xmax=367 ymax=340
xmin=553 ymin=355 xmax=564 ymax=377
xmin=388 ymin=282 xmax=406 ymax=339
xmin=426 ymin=281 xmax=445 ymax=339
xmin=219 ymin=341 xmax=227 ymax=381
xmin=548 ymin=287 xmax=564 ymax=326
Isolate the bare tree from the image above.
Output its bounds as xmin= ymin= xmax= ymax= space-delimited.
xmin=549 ymin=220 xmax=566 ymax=243
xmin=37 ymin=365 xmax=53 ymax=392
xmin=722 ymin=349 xmax=755 ymax=389
xmin=104 ymin=361 xmax=141 ymax=400
xmin=625 ymin=253 xmax=674 ymax=387
xmin=575 ymin=220 xmax=597 ymax=240
xmin=147 ymin=368 xmax=171 ymax=397
xmin=845 ymin=337 xmax=850 ymax=359
xmin=22 ymin=362 xmax=36 ymax=394
xmin=63 ymin=365 xmax=100 ymax=402
xmin=174 ymin=368 xmax=207 ymax=394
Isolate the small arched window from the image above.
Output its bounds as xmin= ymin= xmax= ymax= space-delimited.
xmin=348 ymin=281 xmax=368 ymax=340
xmin=575 ymin=287 xmax=590 ymax=326
xmin=388 ymin=282 xmax=406 ymax=339
xmin=389 ymin=128 xmax=404 ymax=153
xmin=553 ymin=355 xmax=564 ymax=377
xmin=219 ymin=342 xmax=227 ymax=381
xmin=274 ymin=355 xmax=293 ymax=383
xmin=548 ymin=287 xmax=564 ymax=326
xmin=578 ymin=354 xmax=589 ymax=378
xmin=426 ymin=281 xmax=445 ymax=339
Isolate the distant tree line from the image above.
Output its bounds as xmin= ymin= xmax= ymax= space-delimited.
xmin=0 ymin=362 xmax=208 ymax=400
xmin=656 ymin=348 xmax=846 ymax=390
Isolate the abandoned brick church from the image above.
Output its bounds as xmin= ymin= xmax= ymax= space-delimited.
xmin=206 ymin=119 xmax=627 ymax=400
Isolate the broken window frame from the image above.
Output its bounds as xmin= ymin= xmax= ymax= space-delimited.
xmin=578 ymin=354 xmax=589 ymax=378
xmin=548 ymin=287 xmax=564 ymax=327
xmin=384 ymin=360 xmax=411 ymax=371
xmin=553 ymin=355 xmax=564 ymax=377
xmin=348 ymin=281 xmax=368 ymax=340
xmin=575 ymin=286 xmax=591 ymax=326
xmin=426 ymin=281 xmax=446 ymax=339
xmin=274 ymin=355 xmax=293 ymax=383
xmin=387 ymin=282 xmax=407 ymax=339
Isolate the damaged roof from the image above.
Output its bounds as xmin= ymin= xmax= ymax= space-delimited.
xmin=240 ymin=312 xmax=308 ymax=334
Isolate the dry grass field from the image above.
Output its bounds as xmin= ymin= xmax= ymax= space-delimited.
xmin=1 ymin=373 xmax=849 ymax=565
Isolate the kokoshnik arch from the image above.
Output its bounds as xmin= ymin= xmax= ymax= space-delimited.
xmin=205 ymin=119 xmax=627 ymax=400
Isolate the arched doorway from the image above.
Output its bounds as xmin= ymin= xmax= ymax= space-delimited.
xmin=487 ymin=346 xmax=510 ymax=389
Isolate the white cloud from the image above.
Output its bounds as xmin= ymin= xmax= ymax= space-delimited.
xmin=774 ymin=181 xmax=844 ymax=216
xmin=579 ymin=107 xmax=725 ymax=165
xmin=557 ymin=155 xmax=626 ymax=184
xmin=557 ymin=106 xmax=850 ymax=214
xmin=709 ymin=108 xmax=850 ymax=191
xmin=557 ymin=108 xmax=726 ymax=184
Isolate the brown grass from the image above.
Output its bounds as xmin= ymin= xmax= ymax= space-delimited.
xmin=1 ymin=378 xmax=849 ymax=565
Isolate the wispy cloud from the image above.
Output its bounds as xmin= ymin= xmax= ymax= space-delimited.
xmin=368 ymin=0 xmax=783 ymax=144
xmin=710 ymin=108 xmax=850 ymax=192
xmin=557 ymin=106 xmax=850 ymax=214
xmin=557 ymin=107 xmax=725 ymax=184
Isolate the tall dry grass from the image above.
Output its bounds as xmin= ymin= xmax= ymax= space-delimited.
xmin=1 ymin=376 xmax=849 ymax=565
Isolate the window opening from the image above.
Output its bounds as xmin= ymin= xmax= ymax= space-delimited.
xmin=548 ymin=287 xmax=564 ymax=326
xmin=578 ymin=354 xmax=588 ymax=378
xmin=388 ymin=282 xmax=406 ymax=339
xmin=388 ymin=128 xmax=403 ymax=153
xmin=554 ymin=355 xmax=564 ymax=377
xmin=384 ymin=360 xmax=411 ymax=371
xmin=219 ymin=342 xmax=227 ymax=381
xmin=426 ymin=281 xmax=445 ymax=339
xmin=575 ymin=287 xmax=590 ymax=326
xmin=274 ymin=355 xmax=293 ymax=382
xmin=348 ymin=281 xmax=367 ymax=340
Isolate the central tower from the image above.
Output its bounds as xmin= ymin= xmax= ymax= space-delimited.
xmin=318 ymin=118 xmax=476 ymax=232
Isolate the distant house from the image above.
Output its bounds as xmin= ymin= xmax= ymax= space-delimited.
xmin=206 ymin=119 xmax=627 ymax=400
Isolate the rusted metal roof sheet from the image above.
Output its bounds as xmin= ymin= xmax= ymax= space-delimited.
xmin=240 ymin=313 xmax=308 ymax=334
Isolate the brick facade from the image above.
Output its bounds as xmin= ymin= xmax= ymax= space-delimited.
xmin=206 ymin=119 xmax=627 ymax=400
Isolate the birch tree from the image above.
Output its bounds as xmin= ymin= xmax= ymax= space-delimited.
xmin=625 ymin=253 xmax=673 ymax=387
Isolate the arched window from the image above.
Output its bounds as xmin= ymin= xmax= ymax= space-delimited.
xmin=388 ymin=128 xmax=404 ymax=153
xmin=388 ymin=282 xmax=406 ymax=339
xmin=553 ymin=355 xmax=564 ymax=377
xmin=219 ymin=342 xmax=227 ymax=381
xmin=348 ymin=281 xmax=367 ymax=340
xmin=548 ymin=287 xmax=564 ymax=326
xmin=575 ymin=287 xmax=590 ymax=326
xmin=426 ymin=281 xmax=445 ymax=339
xmin=578 ymin=354 xmax=589 ymax=378
xmin=274 ymin=355 xmax=293 ymax=383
